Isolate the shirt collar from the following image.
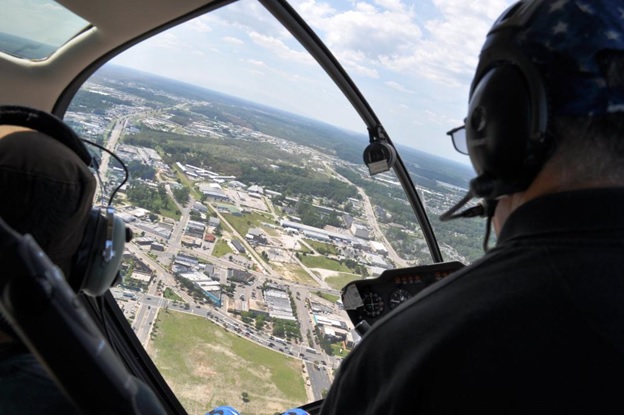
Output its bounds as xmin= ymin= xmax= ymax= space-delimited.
xmin=497 ymin=187 xmax=624 ymax=244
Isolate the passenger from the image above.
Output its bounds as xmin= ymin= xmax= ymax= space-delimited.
xmin=321 ymin=1 xmax=624 ymax=414
xmin=0 ymin=125 xmax=96 ymax=414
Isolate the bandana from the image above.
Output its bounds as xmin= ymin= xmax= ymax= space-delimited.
xmin=516 ymin=0 xmax=624 ymax=116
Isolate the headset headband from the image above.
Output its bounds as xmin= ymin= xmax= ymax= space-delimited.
xmin=0 ymin=105 xmax=93 ymax=166
xmin=470 ymin=0 xmax=548 ymax=146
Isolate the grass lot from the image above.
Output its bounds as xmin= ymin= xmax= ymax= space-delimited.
xmin=296 ymin=241 xmax=312 ymax=254
xmin=150 ymin=311 xmax=306 ymax=415
xmin=157 ymin=196 xmax=181 ymax=221
xmin=272 ymin=263 xmax=319 ymax=286
xmin=212 ymin=239 xmax=233 ymax=257
xmin=303 ymin=239 xmax=338 ymax=256
xmin=325 ymin=273 xmax=363 ymax=291
xmin=259 ymin=225 xmax=279 ymax=237
xmin=330 ymin=343 xmax=351 ymax=358
xmin=299 ymin=255 xmax=350 ymax=273
xmin=222 ymin=212 xmax=273 ymax=237
xmin=163 ymin=288 xmax=184 ymax=302
xmin=313 ymin=291 xmax=340 ymax=303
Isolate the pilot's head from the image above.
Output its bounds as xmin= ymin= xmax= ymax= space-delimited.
xmin=0 ymin=126 xmax=96 ymax=276
xmin=456 ymin=0 xmax=624 ymax=232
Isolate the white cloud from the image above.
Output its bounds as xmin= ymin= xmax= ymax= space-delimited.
xmin=189 ymin=19 xmax=212 ymax=33
xmin=248 ymin=31 xmax=315 ymax=64
xmin=292 ymin=0 xmax=513 ymax=85
xmin=385 ymin=81 xmax=416 ymax=94
xmin=223 ymin=36 xmax=244 ymax=45
xmin=247 ymin=59 xmax=269 ymax=68
xmin=149 ymin=32 xmax=180 ymax=49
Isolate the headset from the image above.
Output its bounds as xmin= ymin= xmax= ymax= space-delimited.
xmin=0 ymin=105 xmax=129 ymax=296
xmin=466 ymin=0 xmax=551 ymax=200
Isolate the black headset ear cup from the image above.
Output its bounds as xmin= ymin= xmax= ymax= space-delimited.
xmin=0 ymin=105 xmax=92 ymax=165
xmin=468 ymin=65 xmax=532 ymax=177
xmin=71 ymin=209 xmax=126 ymax=296
xmin=467 ymin=65 xmax=544 ymax=198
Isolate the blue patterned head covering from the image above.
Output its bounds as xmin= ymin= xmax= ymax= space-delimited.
xmin=514 ymin=0 xmax=624 ymax=116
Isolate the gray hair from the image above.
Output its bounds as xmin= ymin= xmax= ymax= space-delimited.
xmin=549 ymin=113 xmax=624 ymax=184
xmin=547 ymin=51 xmax=624 ymax=185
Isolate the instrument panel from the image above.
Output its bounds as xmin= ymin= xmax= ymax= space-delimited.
xmin=341 ymin=261 xmax=464 ymax=334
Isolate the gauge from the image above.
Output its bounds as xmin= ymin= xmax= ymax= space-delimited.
xmin=361 ymin=292 xmax=385 ymax=317
xmin=389 ymin=288 xmax=412 ymax=310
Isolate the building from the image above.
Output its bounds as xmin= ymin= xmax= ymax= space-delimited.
xmin=173 ymin=253 xmax=199 ymax=273
xmin=203 ymin=264 xmax=215 ymax=279
xmin=280 ymin=220 xmax=359 ymax=244
xmin=245 ymin=228 xmax=267 ymax=244
xmin=227 ymin=268 xmax=253 ymax=284
xmin=134 ymin=222 xmax=172 ymax=240
xmin=208 ymin=217 xmax=221 ymax=228
xmin=319 ymin=326 xmax=348 ymax=342
xmin=151 ymin=242 xmax=165 ymax=251
xmin=303 ymin=230 xmax=332 ymax=243
xmin=134 ymin=236 xmax=153 ymax=246
xmin=202 ymin=189 xmax=230 ymax=202
xmin=228 ymin=180 xmax=247 ymax=189
xmin=369 ymin=254 xmax=391 ymax=269
xmin=265 ymin=190 xmax=282 ymax=198
xmin=186 ymin=220 xmax=206 ymax=238
xmin=192 ymin=202 xmax=208 ymax=213
xmin=247 ymin=184 xmax=264 ymax=194
xmin=369 ymin=240 xmax=389 ymax=256
xmin=179 ymin=272 xmax=222 ymax=307
xmin=342 ymin=213 xmax=354 ymax=228
xmin=350 ymin=223 xmax=371 ymax=239
xmin=231 ymin=239 xmax=246 ymax=253
xmin=264 ymin=288 xmax=296 ymax=322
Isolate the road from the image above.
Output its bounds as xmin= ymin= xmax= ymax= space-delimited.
xmin=358 ymin=188 xmax=408 ymax=268
xmin=96 ymin=118 xmax=127 ymax=203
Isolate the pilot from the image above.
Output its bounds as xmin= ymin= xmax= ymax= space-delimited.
xmin=321 ymin=1 xmax=624 ymax=414
xmin=0 ymin=125 xmax=96 ymax=414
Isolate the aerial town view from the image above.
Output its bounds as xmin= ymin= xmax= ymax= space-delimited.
xmin=65 ymin=65 xmax=482 ymax=414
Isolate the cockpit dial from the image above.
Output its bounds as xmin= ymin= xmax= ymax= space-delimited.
xmin=389 ymin=288 xmax=412 ymax=310
xmin=361 ymin=292 xmax=385 ymax=317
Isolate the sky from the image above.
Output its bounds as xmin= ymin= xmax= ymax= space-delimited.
xmin=110 ymin=0 xmax=515 ymax=164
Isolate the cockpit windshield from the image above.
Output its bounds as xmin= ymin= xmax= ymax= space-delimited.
xmin=61 ymin=0 xmax=511 ymax=413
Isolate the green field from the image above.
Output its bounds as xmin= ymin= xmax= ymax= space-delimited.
xmin=163 ymin=288 xmax=184 ymax=302
xmin=330 ymin=343 xmax=350 ymax=358
xmin=325 ymin=273 xmax=363 ymax=291
xmin=299 ymin=255 xmax=350 ymax=273
xmin=313 ymin=291 xmax=340 ymax=303
xmin=302 ymin=239 xmax=338 ymax=256
xmin=151 ymin=310 xmax=306 ymax=415
xmin=212 ymin=239 xmax=233 ymax=257
xmin=222 ymin=212 xmax=273 ymax=237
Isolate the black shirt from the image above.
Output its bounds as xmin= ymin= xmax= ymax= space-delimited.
xmin=321 ymin=188 xmax=624 ymax=414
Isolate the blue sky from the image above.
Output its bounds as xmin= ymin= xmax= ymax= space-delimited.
xmin=111 ymin=0 xmax=515 ymax=164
